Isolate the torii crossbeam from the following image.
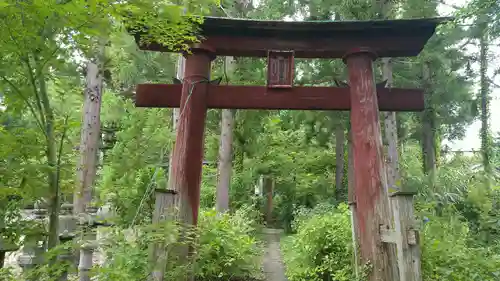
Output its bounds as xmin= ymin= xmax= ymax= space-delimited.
xmin=131 ymin=16 xmax=447 ymax=281
xmin=135 ymin=84 xmax=424 ymax=111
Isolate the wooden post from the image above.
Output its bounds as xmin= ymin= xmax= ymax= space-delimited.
xmin=263 ymin=176 xmax=274 ymax=226
xmin=150 ymin=189 xmax=177 ymax=281
xmin=347 ymin=130 xmax=359 ymax=277
xmin=390 ymin=191 xmax=421 ymax=281
xmin=168 ymin=48 xmax=214 ymax=226
xmin=344 ymin=48 xmax=395 ymax=281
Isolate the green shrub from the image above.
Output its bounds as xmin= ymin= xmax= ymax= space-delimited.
xmin=0 ymin=268 xmax=16 ymax=281
xmin=93 ymin=222 xmax=186 ymax=281
xmin=282 ymin=201 xmax=500 ymax=281
xmin=282 ymin=203 xmax=354 ymax=281
xmin=89 ymin=209 xmax=262 ymax=281
xmin=194 ymin=208 xmax=263 ymax=281
xmin=421 ymin=214 xmax=500 ymax=281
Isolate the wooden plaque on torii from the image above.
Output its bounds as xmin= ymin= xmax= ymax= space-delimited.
xmin=130 ymin=16 xmax=449 ymax=281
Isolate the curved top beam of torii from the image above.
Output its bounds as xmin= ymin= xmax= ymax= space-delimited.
xmin=132 ymin=16 xmax=451 ymax=59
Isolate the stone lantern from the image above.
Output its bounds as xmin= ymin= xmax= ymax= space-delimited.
xmin=17 ymin=205 xmax=47 ymax=275
xmin=57 ymin=203 xmax=77 ymax=281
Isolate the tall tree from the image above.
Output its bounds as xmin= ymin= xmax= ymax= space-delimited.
xmin=421 ymin=61 xmax=438 ymax=181
xmin=74 ymin=39 xmax=106 ymax=215
xmin=215 ymin=0 xmax=251 ymax=213
xmin=168 ymin=56 xmax=184 ymax=186
xmin=0 ymin=0 xmax=215 ymax=251
xmin=382 ymin=58 xmax=401 ymax=190
xmin=400 ymin=0 xmax=475 ymax=184
xmin=216 ymin=93 xmax=235 ymax=213
xmin=478 ymin=17 xmax=493 ymax=188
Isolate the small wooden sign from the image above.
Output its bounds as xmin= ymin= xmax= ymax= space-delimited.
xmin=267 ymin=50 xmax=294 ymax=88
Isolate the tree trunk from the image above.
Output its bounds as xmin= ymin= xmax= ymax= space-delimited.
xmin=479 ymin=24 xmax=492 ymax=188
xmin=34 ymin=55 xmax=60 ymax=250
xmin=0 ymin=252 xmax=5 ymax=269
xmin=216 ymin=109 xmax=234 ymax=213
xmin=74 ymin=51 xmax=104 ymax=215
xmin=45 ymin=108 xmax=59 ymax=250
xmin=334 ymin=125 xmax=345 ymax=200
xmin=381 ymin=58 xmax=402 ymax=281
xmin=167 ymin=56 xmax=184 ymax=184
xmin=216 ymin=56 xmax=235 ymax=214
xmin=421 ymin=62 xmax=437 ymax=183
xmin=73 ymin=42 xmax=104 ymax=278
xmin=263 ymin=176 xmax=274 ymax=226
xmin=382 ymin=58 xmax=400 ymax=191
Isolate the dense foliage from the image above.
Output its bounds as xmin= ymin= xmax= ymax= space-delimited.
xmin=282 ymin=204 xmax=354 ymax=281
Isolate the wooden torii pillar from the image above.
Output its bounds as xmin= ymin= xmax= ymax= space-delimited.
xmin=131 ymin=16 xmax=446 ymax=281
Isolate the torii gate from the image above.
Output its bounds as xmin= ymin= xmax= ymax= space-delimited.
xmin=131 ymin=17 xmax=445 ymax=281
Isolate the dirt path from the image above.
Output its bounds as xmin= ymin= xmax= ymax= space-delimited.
xmin=262 ymin=228 xmax=288 ymax=281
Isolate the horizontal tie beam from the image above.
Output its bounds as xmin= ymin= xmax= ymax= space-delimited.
xmin=135 ymin=84 xmax=424 ymax=111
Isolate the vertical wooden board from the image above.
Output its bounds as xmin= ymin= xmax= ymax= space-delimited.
xmin=168 ymin=51 xmax=212 ymax=226
xmin=392 ymin=194 xmax=421 ymax=281
xmin=153 ymin=189 xmax=177 ymax=224
xmin=267 ymin=50 xmax=294 ymax=88
xmin=345 ymin=52 xmax=395 ymax=281
xmin=150 ymin=189 xmax=177 ymax=281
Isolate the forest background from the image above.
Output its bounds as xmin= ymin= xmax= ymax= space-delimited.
xmin=1 ymin=0 xmax=500 ymax=280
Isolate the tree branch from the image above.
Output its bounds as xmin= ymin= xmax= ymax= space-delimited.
xmin=24 ymin=55 xmax=47 ymax=131
xmin=56 ymin=115 xmax=70 ymax=185
xmin=0 ymin=75 xmax=46 ymax=135
xmin=487 ymin=77 xmax=500 ymax=88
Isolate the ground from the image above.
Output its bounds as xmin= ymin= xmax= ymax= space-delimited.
xmin=262 ymin=228 xmax=288 ymax=281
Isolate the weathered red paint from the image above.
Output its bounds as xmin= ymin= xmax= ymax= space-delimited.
xmin=345 ymin=49 xmax=394 ymax=281
xmin=135 ymin=84 xmax=424 ymax=111
xmin=168 ymin=48 xmax=213 ymax=225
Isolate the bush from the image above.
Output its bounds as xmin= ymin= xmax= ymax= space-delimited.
xmin=282 ymin=203 xmax=354 ymax=281
xmin=93 ymin=222 xmax=186 ymax=281
xmin=282 ymin=201 xmax=500 ymax=281
xmin=88 ymin=208 xmax=262 ymax=281
xmin=194 ymin=208 xmax=263 ymax=281
xmin=421 ymin=214 xmax=500 ymax=281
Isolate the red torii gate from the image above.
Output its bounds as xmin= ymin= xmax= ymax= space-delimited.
xmin=132 ymin=17 xmax=444 ymax=281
